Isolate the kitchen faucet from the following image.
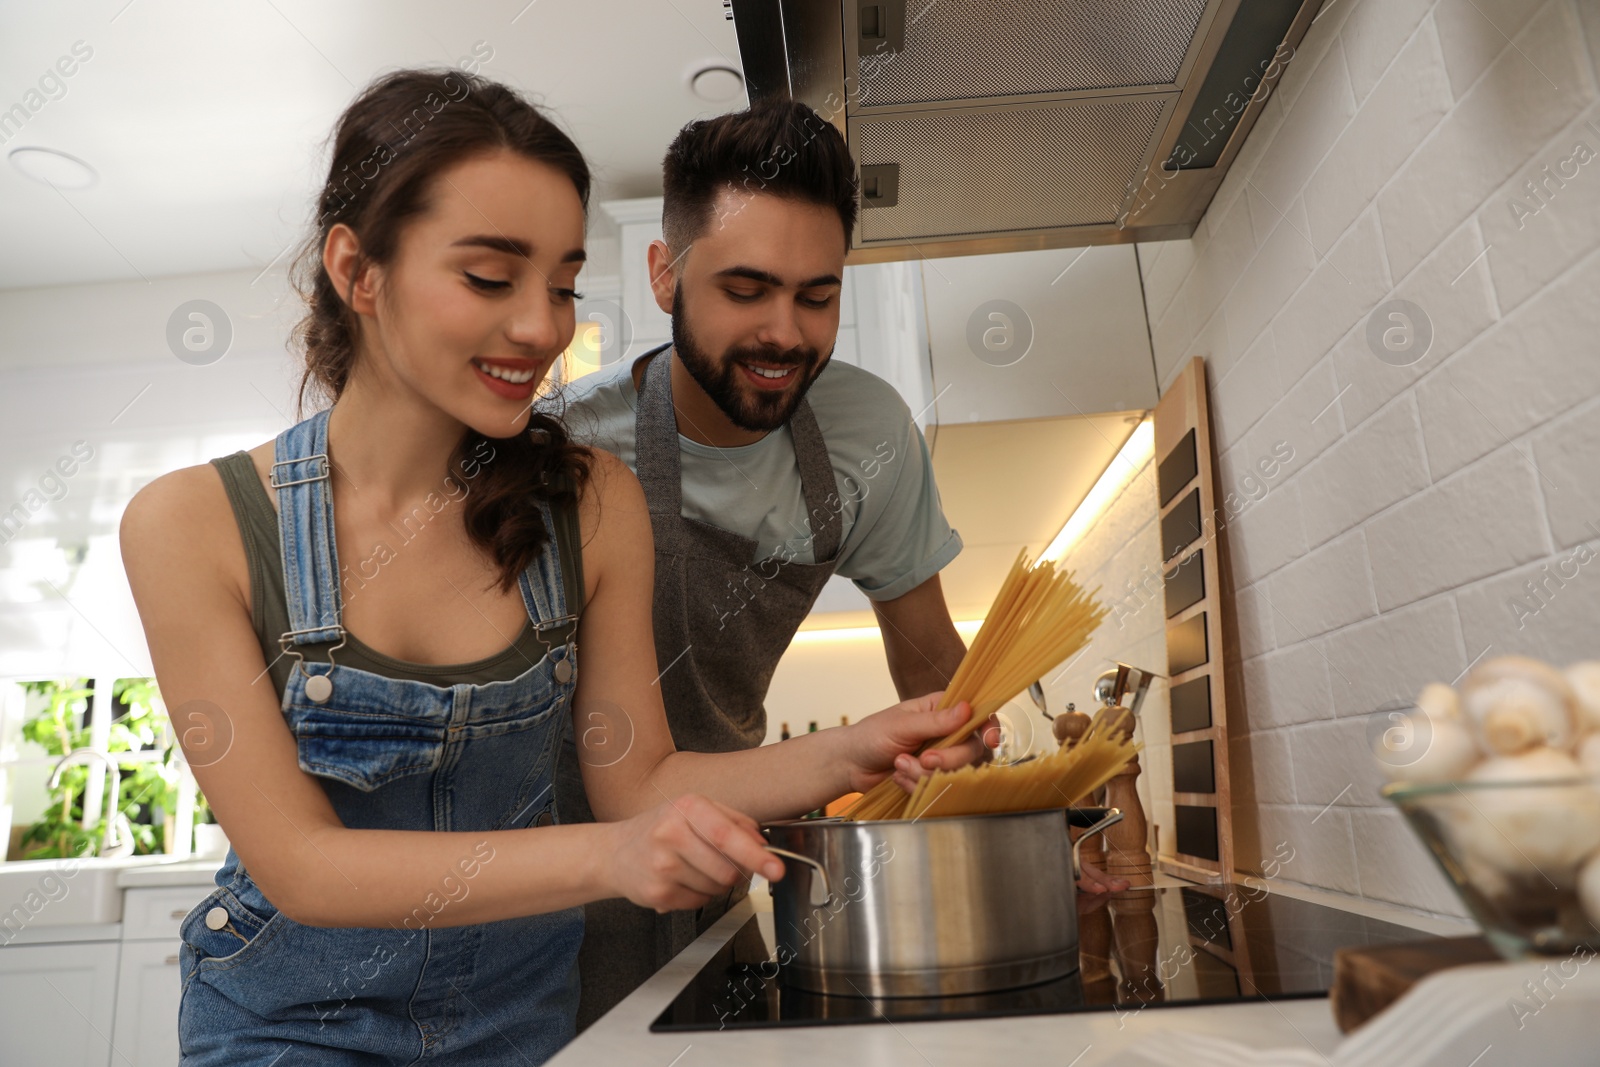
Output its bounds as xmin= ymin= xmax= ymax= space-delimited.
xmin=48 ymin=748 xmax=135 ymax=858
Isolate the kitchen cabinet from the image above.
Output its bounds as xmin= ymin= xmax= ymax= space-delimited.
xmin=921 ymin=243 xmax=1158 ymax=424
xmin=604 ymin=197 xmax=674 ymax=357
xmin=110 ymin=939 xmax=185 ymax=1066
xmin=600 ymin=199 xmax=1154 ymax=428
xmin=0 ymin=878 xmax=211 ymax=1066
xmin=0 ymin=938 xmax=119 ymax=1067
xmin=111 ymin=884 xmax=210 ymax=1066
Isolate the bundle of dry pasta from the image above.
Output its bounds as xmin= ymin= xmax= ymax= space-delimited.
xmin=901 ymin=707 xmax=1139 ymax=819
xmin=841 ymin=548 xmax=1108 ymax=821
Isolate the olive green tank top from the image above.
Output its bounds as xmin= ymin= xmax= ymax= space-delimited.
xmin=210 ymin=451 xmax=584 ymax=696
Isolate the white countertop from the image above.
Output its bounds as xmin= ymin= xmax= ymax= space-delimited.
xmin=547 ymin=876 xmax=1459 ymax=1067
xmin=115 ymin=856 xmax=224 ymax=889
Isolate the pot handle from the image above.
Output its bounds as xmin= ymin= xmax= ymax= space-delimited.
xmin=765 ymin=846 xmax=834 ymax=907
xmin=1071 ymin=807 xmax=1124 ymax=879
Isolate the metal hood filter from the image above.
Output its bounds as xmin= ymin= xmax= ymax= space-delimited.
xmin=728 ymin=0 xmax=1326 ymax=261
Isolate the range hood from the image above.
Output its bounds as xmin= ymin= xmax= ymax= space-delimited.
xmin=727 ymin=0 xmax=1326 ymax=262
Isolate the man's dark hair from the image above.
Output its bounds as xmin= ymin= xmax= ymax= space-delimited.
xmin=661 ymin=98 xmax=858 ymax=253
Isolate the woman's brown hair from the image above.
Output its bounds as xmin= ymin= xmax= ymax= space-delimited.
xmin=289 ymin=68 xmax=590 ymax=592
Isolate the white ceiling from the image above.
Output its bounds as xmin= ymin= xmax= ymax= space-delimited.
xmin=0 ymin=0 xmax=745 ymax=290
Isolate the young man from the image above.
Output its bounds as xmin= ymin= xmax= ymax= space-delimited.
xmin=556 ymin=99 xmax=1122 ymax=1028
xmin=550 ymin=98 xmax=970 ymax=1028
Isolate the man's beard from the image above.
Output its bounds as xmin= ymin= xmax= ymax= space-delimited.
xmin=671 ymin=283 xmax=828 ymax=433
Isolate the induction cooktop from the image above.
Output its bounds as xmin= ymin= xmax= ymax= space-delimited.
xmin=651 ymin=883 xmax=1429 ymax=1031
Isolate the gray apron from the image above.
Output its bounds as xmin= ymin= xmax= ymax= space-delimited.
xmin=556 ymin=346 xmax=843 ymax=1029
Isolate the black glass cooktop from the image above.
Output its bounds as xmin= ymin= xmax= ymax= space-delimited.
xmin=652 ymin=884 xmax=1430 ymax=1031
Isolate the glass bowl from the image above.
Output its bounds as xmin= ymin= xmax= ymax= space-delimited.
xmin=1384 ymin=775 xmax=1600 ymax=959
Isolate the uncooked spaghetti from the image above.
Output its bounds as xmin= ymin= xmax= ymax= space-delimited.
xmin=842 ymin=549 xmax=1108 ymax=821
xmin=902 ymin=707 xmax=1139 ymax=819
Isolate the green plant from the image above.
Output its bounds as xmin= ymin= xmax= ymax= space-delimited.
xmin=17 ymin=677 xmax=201 ymax=859
xmin=18 ymin=678 xmax=96 ymax=859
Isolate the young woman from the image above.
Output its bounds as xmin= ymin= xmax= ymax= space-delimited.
xmin=120 ymin=69 xmax=978 ymax=1065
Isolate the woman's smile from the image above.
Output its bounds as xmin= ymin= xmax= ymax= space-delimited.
xmin=471 ymin=356 xmax=543 ymax=400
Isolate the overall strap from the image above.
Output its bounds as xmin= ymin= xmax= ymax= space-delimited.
xmin=515 ymin=494 xmax=578 ymax=645
xmin=272 ymin=408 xmax=344 ymax=646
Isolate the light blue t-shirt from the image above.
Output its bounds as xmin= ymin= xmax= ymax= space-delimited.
xmin=557 ymin=351 xmax=962 ymax=602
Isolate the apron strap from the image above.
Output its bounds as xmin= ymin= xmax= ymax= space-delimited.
xmin=788 ymin=399 xmax=842 ymax=562
xmin=633 ymin=346 xmax=844 ymax=564
xmin=633 ymin=346 xmax=684 ymax=518
xmin=272 ymin=408 xmax=344 ymax=646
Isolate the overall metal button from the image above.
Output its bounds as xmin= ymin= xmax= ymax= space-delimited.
xmin=534 ymin=809 xmax=555 ymax=827
xmin=204 ymin=906 xmax=229 ymax=931
xmin=553 ymin=659 xmax=573 ymax=684
xmin=305 ymin=673 xmax=334 ymax=703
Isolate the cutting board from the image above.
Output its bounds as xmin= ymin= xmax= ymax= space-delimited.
xmin=1330 ymin=935 xmax=1502 ymax=1032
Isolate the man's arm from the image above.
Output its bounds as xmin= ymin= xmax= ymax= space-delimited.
xmin=872 ymin=572 xmax=966 ymax=701
xmin=872 ymin=572 xmax=998 ymax=784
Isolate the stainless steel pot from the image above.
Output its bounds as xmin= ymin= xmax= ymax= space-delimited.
xmin=763 ymin=806 xmax=1122 ymax=997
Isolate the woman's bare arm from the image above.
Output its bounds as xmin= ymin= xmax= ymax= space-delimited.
xmin=120 ymin=462 xmax=775 ymax=927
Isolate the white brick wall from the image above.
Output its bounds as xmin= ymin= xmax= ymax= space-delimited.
xmin=1139 ymin=0 xmax=1600 ymax=921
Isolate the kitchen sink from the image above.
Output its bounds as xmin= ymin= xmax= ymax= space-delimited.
xmin=0 ymin=854 xmax=199 ymax=933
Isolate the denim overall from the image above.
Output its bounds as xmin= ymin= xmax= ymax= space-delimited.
xmin=177 ymin=408 xmax=584 ymax=1065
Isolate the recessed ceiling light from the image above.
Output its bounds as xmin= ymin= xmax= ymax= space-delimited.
xmin=8 ymin=147 xmax=97 ymax=189
xmin=689 ymin=64 xmax=745 ymax=103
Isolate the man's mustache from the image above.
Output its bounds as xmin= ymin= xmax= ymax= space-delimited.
xmin=726 ymin=345 xmax=818 ymax=368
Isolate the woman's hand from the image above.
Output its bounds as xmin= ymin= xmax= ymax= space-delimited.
xmin=888 ymin=710 xmax=1000 ymax=792
xmin=840 ymin=692 xmax=993 ymax=794
xmin=598 ymin=793 xmax=784 ymax=913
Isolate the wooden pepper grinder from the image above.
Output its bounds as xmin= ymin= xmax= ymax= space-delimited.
xmin=1051 ymin=702 xmax=1117 ymax=992
xmin=1051 ymin=700 xmax=1091 ymax=747
xmin=1084 ymin=666 xmax=1154 ymax=888
xmin=1093 ymin=668 xmax=1163 ymax=1005
xmin=1102 ymin=702 xmax=1162 ymax=1003
xmin=1100 ymin=703 xmax=1152 ymax=889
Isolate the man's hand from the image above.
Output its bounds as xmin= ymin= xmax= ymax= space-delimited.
xmin=1076 ymin=856 xmax=1130 ymax=895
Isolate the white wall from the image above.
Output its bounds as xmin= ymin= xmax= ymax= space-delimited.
xmin=1140 ymin=0 xmax=1600 ymax=918
xmin=762 ymin=635 xmax=905 ymax=747
xmin=0 ymin=254 xmax=625 ymax=688
xmin=0 ymin=268 xmax=300 ymax=682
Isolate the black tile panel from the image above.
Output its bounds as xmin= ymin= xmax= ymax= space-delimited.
xmin=1161 ymin=488 xmax=1203 ymax=562
xmin=1164 ymin=548 xmax=1206 ymax=618
xmin=1173 ymin=740 xmax=1216 ymax=794
xmin=1170 ymin=675 xmax=1213 ymax=733
xmin=1157 ymin=427 xmax=1198 ymax=507
xmin=1168 ymin=611 xmax=1209 ymax=676
xmin=1175 ymin=804 xmax=1220 ymax=862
